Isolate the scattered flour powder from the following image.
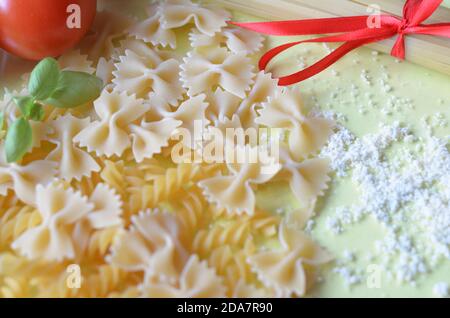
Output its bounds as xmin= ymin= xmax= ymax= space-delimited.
xmin=315 ymin=111 xmax=450 ymax=286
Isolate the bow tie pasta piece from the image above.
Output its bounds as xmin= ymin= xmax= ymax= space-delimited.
xmin=199 ymin=146 xmax=281 ymax=215
xmin=96 ymin=57 xmax=116 ymax=87
xmin=108 ymin=210 xmax=189 ymax=284
xmin=280 ymin=150 xmax=331 ymax=207
xmin=207 ymin=115 xmax=259 ymax=157
xmin=205 ymin=88 xmax=241 ymax=122
xmin=169 ymin=94 xmax=209 ymax=144
xmin=0 ymin=147 xmax=57 ymax=205
xmin=248 ymin=222 xmax=332 ymax=297
xmin=86 ymin=183 xmax=123 ymax=229
xmin=128 ymin=4 xmax=176 ymax=49
xmin=237 ymin=71 xmax=280 ymax=128
xmin=58 ymin=50 xmax=95 ymax=74
xmin=129 ymin=118 xmax=182 ymax=163
xmin=112 ymin=47 xmax=184 ymax=106
xmin=11 ymin=183 xmax=94 ymax=261
xmin=159 ymin=0 xmax=230 ymax=36
xmin=256 ymin=88 xmax=333 ymax=161
xmin=73 ymin=91 xmax=149 ymax=158
xmin=153 ymin=94 xmax=209 ymax=151
xmin=114 ymin=38 xmax=180 ymax=63
xmin=46 ymin=115 xmax=100 ymax=181
xmin=141 ymin=255 xmax=226 ymax=298
xmin=233 ymin=280 xmax=275 ymax=298
xmin=180 ymin=48 xmax=254 ymax=98
xmin=189 ymin=27 xmax=264 ymax=55
xmin=78 ymin=10 xmax=135 ymax=62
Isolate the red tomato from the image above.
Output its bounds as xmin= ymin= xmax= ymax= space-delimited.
xmin=0 ymin=0 xmax=97 ymax=60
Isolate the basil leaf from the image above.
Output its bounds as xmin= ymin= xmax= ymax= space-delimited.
xmin=0 ymin=112 xmax=4 ymax=131
xmin=28 ymin=57 xmax=60 ymax=100
xmin=14 ymin=96 xmax=34 ymax=115
xmin=5 ymin=118 xmax=32 ymax=163
xmin=29 ymin=103 xmax=45 ymax=121
xmin=13 ymin=96 xmax=44 ymax=121
xmin=43 ymin=71 xmax=103 ymax=108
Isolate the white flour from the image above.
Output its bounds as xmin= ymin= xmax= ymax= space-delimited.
xmin=315 ymin=111 xmax=450 ymax=284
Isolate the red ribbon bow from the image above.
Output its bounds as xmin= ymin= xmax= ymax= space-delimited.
xmin=232 ymin=0 xmax=450 ymax=85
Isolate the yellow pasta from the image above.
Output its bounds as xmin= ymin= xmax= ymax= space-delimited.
xmin=0 ymin=0 xmax=334 ymax=298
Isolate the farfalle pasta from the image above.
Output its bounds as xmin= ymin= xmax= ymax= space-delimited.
xmin=128 ymin=4 xmax=177 ymax=49
xmin=159 ymin=0 xmax=230 ymax=36
xmin=248 ymin=222 xmax=332 ymax=297
xmin=141 ymin=255 xmax=226 ymax=298
xmin=58 ymin=50 xmax=96 ymax=74
xmin=0 ymin=0 xmax=336 ymax=299
xmin=199 ymin=146 xmax=281 ymax=215
xmin=74 ymin=90 xmax=149 ymax=158
xmin=12 ymin=183 xmax=93 ymax=261
xmin=180 ymin=47 xmax=254 ymax=98
xmin=87 ymin=183 xmax=123 ymax=229
xmin=47 ymin=114 xmax=100 ymax=181
xmin=130 ymin=118 xmax=181 ymax=163
xmin=112 ymin=45 xmax=184 ymax=105
xmin=278 ymin=149 xmax=331 ymax=207
xmin=79 ymin=10 xmax=135 ymax=62
xmin=0 ymin=146 xmax=56 ymax=205
xmin=190 ymin=27 xmax=264 ymax=55
xmin=109 ymin=210 xmax=189 ymax=284
xmin=256 ymin=88 xmax=333 ymax=161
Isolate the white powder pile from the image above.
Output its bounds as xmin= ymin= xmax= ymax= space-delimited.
xmin=433 ymin=282 xmax=449 ymax=298
xmin=317 ymin=113 xmax=450 ymax=285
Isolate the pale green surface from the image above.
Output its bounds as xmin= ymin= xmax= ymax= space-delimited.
xmin=232 ymin=10 xmax=450 ymax=297
xmin=1 ymin=0 xmax=449 ymax=298
xmin=98 ymin=0 xmax=450 ymax=298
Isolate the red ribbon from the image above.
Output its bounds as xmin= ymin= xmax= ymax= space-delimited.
xmin=232 ymin=0 xmax=450 ymax=85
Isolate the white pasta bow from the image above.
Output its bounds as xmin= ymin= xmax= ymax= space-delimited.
xmin=96 ymin=57 xmax=115 ymax=86
xmin=205 ymin=72 xmax=279 ymax=128
xmin=71 ymin=183 xmax=123 ymax=259
xmin=87 ymin=183 xmax=123 ymax=229
xmin=141 ymin=255 xmax=226 ymax=298
xmin=112 ymin=44 xmax=184 ymax=106
xmin=79 ymin=10 xmax=135 ymax=61
xmin=108 ymin=210 xmax=189 ymax=284
xmin=232 ymin=280 xmax=275 ymax=298
xmin=237 ymin=71 xmax=280 ymax=128
xmin=205 ymin=88 xmax=241 ymax=122
xmin=256 ymin=88 xmax=334 ymax=161
xmin=114 ymin=38 xmax=179 ymax=63
xmin=159 ymin=0 xmax=230 ymax=36
xmin=74 ymin=90 xmax=148 ymax=157
xmin=128 ymin=4 xmax=177 ymax=49
xmin=0 ymin=144 xmax=56 ymax=205
xmin=189 ymin=27 xmax=264 ymax=55
xmin=12 ymin=183 xmax=94 ymax=261
xmin=248 ymin=222 xmax=332 ymax=297
xmin=279 ymin=148 xmax=330 ymax=207
xmin=58 ymin=49 xmax=95 ymax=74
xmin=154 ymin=93 xmax=209 ymax=150
xmin=47 ymin=114 xmax=100 ymax=181
xmin=74 ymin=91 xmax=179 ymax=162
xmin=180 ymin=47 xmax=254 ymax=98
xmin=199 ymin=145 xmax=281 ymax=215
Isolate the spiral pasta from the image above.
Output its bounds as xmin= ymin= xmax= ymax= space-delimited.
xmin=0 ymin=0 xmax=334 ymax=298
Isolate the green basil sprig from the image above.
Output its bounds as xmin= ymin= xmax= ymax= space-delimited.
xmin=2 ymin=57 xmax=103 ymax=163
